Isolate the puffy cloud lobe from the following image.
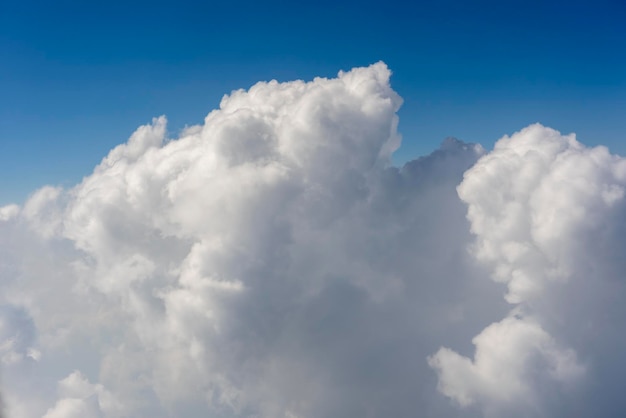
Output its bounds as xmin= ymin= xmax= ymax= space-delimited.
xmin=458 ymin=124 xmax=626 ymax=304
xmin=0 ymin=205 xmax=19 ymax=222
xmin=429 ymin=314 xmax=584 ymax=410
xmin=43 ymin=371 xmax=122 ymax=418
xmin=1 ymin=64 xmax=625 ymax=418
xmin=430 ymin=124 xmax=626 ymax=417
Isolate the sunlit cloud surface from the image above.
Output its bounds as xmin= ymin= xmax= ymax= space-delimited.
xmin=1 ymin=63 xmax=625 ymax=418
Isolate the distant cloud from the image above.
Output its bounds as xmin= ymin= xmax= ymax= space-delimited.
xmin=0 ymin=63 xmax=625 ymax=417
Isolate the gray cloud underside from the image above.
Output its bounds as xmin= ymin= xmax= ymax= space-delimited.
xmin=1 ymin=63 xmax=625 ymax=418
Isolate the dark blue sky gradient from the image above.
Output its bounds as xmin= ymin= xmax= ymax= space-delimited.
xmin=1 ymin=0 xmax=625 ymax=203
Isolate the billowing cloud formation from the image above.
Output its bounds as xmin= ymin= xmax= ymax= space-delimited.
xmin=430 ymin=124 xmax=626 ymax=417
xmin=1 ymin=64 xmax=625 ymax=418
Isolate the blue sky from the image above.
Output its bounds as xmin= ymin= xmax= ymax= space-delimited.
xmin=1 ymin=0 xmax=625 ymax=205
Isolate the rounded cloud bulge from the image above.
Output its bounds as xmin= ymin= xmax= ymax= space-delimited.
xmin=1 ymin=63 xmax=625 ymax=418
xmin=431 ymin=124 xmax=626 ymax=417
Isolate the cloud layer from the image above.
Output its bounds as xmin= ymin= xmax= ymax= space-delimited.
xmin=1 ymin=63 xmax=625 ymax=417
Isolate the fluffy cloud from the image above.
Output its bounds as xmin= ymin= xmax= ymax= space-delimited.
xmin=430 ymin=124 xmax=626 ymax=417
xmin=43 ymin=371 xmax=122 ymax=418
xmin=1 ymin=63 xmax=625 ymax=418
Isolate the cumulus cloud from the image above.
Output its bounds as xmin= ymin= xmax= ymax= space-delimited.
xmin=0 ymin=63 xmax=625 ymax=418
xmin=430 ymin=124 xmax=626 ymax=417
xmin=42 ymin=370 xmax=125 ymax=418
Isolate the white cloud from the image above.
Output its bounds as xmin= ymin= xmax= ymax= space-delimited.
xmin=1 ymin=64 xmax=625 ymax=418
xmin=429 ymin=313 xmax=584 ymax=410
xmin=430 ymin=124 xmax=626 ymax=417
xmin=0 ymin=205 xmax=19 ymax=222
xmin=42 ymin=371 xmax=122 ymax=418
